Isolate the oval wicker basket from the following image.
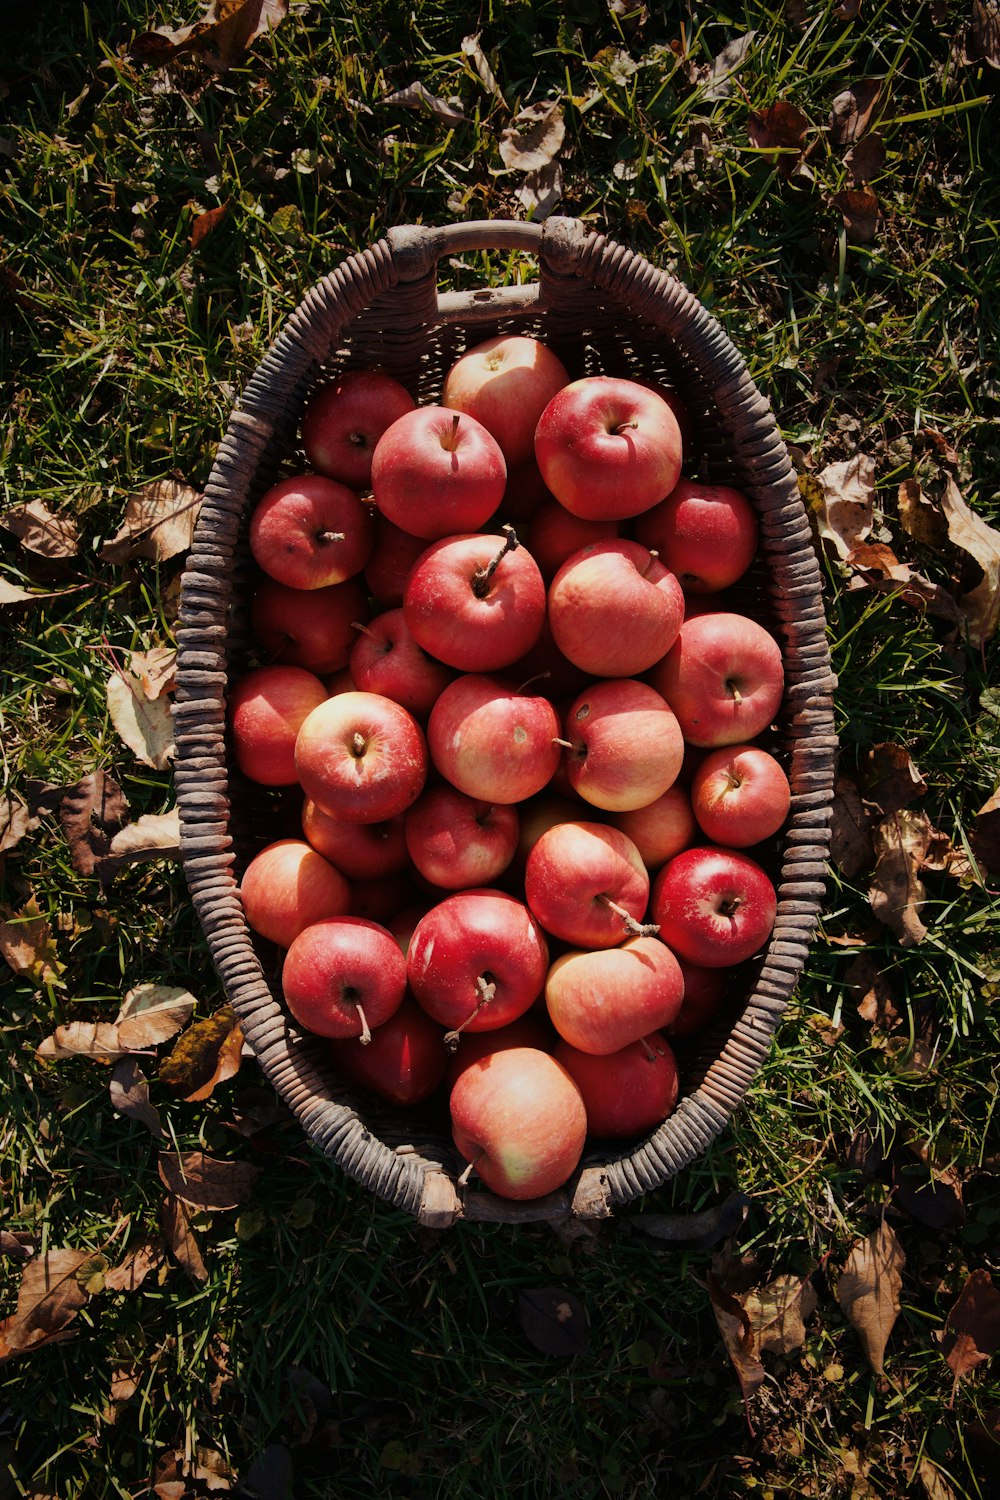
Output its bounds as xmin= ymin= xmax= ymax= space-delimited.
xmin=175 ymin=217 xmax=836 ymax=1228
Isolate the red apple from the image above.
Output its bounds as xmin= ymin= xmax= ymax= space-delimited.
xmin=441 ymin=334 xmax=570 ymax=469
xmin=427 ymin=674 xmax=561 ymax=805
xmin=691 ymin=744 xmax=791 ymax=848
xmin=301 ymin=368 xmax=415 ymax=489
xmin=294 ymin=691 xmax=427 ymax=822
xmin=445 ymin=1012 xmax=555 ymax=1091
xmin=650 ymin=846 xmax=777 ymax=967
xmin=609 ymin=785 xmax=697 ymax=869
xmin=403 ymin=529 xmax=545 ymax=672
xmin=281 ymin=916 xmax=407 ymax=1042
xmin=553 ymin=1031 xmax=679 ymax=1136
xmin=547 ymin=539 xmax=684 ymax=677
xmin=239 ymin=839 xmax=350 ymax=946
xmin=635 ymin=478 xmax=758 ymax=593
xmin=534 ymin=375 xmax=683 ymax=520
xmin=407 ymin=889 xmax=549 ymax=1040
xmin=545 ymin=937 xmax=685 ymax=1054
xmin=450 ymin=1047 xmax=587 ymax=1200
xmin=524 ymin=820 xmax=651 ymax=950
xmin=371 ymin=406 xmax=506 ymax=540
xmin=349 ymin=608 xmax=454 ymax=719
xmin=562 ymin=679 xmax=685 ymax=812
xmin=329 ymin=996 xmax=447 ymax=1105
xmin=251 ymin=575 xmax=369 ymax=675
xmin=669 ymin=960 xmax=730 ymax=1038
xmin=228 ymin=665 xmax=328 ymax=786
xmin=248 ymin=474 xmax=374 ymax=589
xmin=405 ymin=785 xmax=518 ymax=890
xmin=364 ymin=512 xmax=429 ymax=608
xmin=302 ymin=799 xmax=408 ymax=879
xmin=650 ymin=612 xmax=784 ymax=747
xmin=525 ymin=498 xmax=620 ymax=584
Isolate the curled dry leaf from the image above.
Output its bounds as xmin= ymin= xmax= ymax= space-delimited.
xmin=109 ymin=1056 xmax=166 ymax=1140
xmin=59 ymin=771 xmax=130 ymax=879
xmin=104 ymin=1242 xmax=167 ymax=1293
xmin=515 ymin=161 xmax=563 ymax=221
xmin=0 ymin=792 xmax=33 ymax=855
xmin=158 ymin=1004 xmax=244 ymax=1101
xmin=499 ymin=101 xmax=565 ymax=172
xmin=0 ymin=1232 xmax=34 ymax=1262
xmin=130 ymin=0 xmax=288 ymax=72
xmin=806 ymin=454 xmax=875 ymax=561
xmin=706 ymin=1273 xmax=766 ymax=1400
xmin=106 ymin=668 xmax=175 ymax=770
xmin=0 ymin=1249 xmax=92 ymax=1362
xmin=833 ymin=187 xmax=879 ymax=243
xmin=159 ymin=1194 xmax=208 ymax=1285
xmin=703 ymin=32 xmax=757 ymax=101
xmin=129 ymin=647 xmax=176 ymax=700
xmin=0 ymin=575 xmax=84 ymax=607
xmin=897 ymin=478 xmax=949 ymax=549
xmin=631 ymin=1192 xmax=750 ymax=1252
xmin=36 ymin=1022 xmax=128 ymax=1063
xmin=0 ymin=897 xmax=64 ymax=987
xmin=971 ymin=785 xmax=1000 ymax=875
xmin=746 ymin=101 xmax=810 ymax=174
xmin=845 ymin=541 xmax=962 ymax=624
xmin=158 ymin=1150 xmax=260 ymax=1211
xmin=972 ymin=0 xmax=1000 ymax=68
xmin=829 ymin=78 xmax=882 ymax=145
xmin=846 ymin=131 xmax=884 ymax=183
xmin=0 ymin=499 xmax=80 ymax=559
xmin=869 ymin=810 xmax=937 ymax=946
xmin=116 ymin=984 xmax=197 ymax=1047
xmin=845 ymin=952 xmax=901 ymax=1032
xmin=837 ymin=1219 xmax=904 ymax=1374
xmin=97 ymin=807 xmax=182 ymax=885
xmin=100 ymin=479 xmax=202 ymax=565
xmin=830 ymin=775 xmax=875 ymax=878
xmin=918 ymin=1460 xmax=960 ymax=1500
xmin=461 ymin=33 xmax=505 ymax=104
xmin=860 ymin=742 xmax=927 ymax=818
xmin=938 ymin=1269 xmax=1000 ymax=1400
xmin=744 ymin=1273 xmax=818 ymax=1355
xmin=381 ymin=81 xmax=466 ymax=124
xmin=190 ymin=199 xmax=230 ymax=249
xmin=940 ymin=475 xmax=1000 ymax=648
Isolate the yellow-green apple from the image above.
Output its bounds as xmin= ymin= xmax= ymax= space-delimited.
xmin=553 ymin=1030 xmax=679 ymax=1136
xmin=441 ymin=335 xmax=570 ymax=469
xmin=449 ymin=1046 xmax=587 ymax=1200
xmin=547 ymin=539 xmax=684 ymax=676
xmin=524 ymin=820 xmax=652 ymax=949
xmin=239 ymin=838 xmax=350 ymax=946
xmin=669 ymin=960 xmax=729 ymax=1038
xmin=635 ymin=478 xmax=758 ymax=593
xmin=609 ymin=785 xmax=696 ymax=869
xmin=371 ymin=406 xmax=506 ymax=540
xmin=294 ymin=691 xmax=427 ymax=822
xmin=302 ymin=798 xmax=408 ymax=880
xmin=690 ymin=743 xmax=791 ymax=848
xmin=407 ymin=888 xmax=549 ymax=1042
xmin=445 ymin=1012 xmax=554 ymax=1091
xmin=249 ymin=474 xmax=374 ymax=589
xmin=364 ymin=512 xmax=429 ymax=608
xmin=403 ymin=528 xmax=545 ymax=672
xmin=228 ymin=664 xmax=328 ymax=786
xmin=348 ymin=608 xmax=454 ymax=719
xmin=650 ymin=846 xmax=777 ymax=967
xmin=329 ymin=996 xmax=447 ymax=1105
xmin=281 ymin=915 xmax=407 ymax=1042
xmin=251 ymin=575 xmax=368 ymax=676
xmin=533 ymin=375 xmax=683 ymax=520
xmin=301 ymin=368 xmax=415 ymax=489
xmin=404 ymin=785 xmax=519 ymax=890
xmin=525 ymin=497 xmax=620 ymax=584
xmin=545 ymin=938 xmax=684 ymax=1054
xmin=427 ymin=674 xmax=561 ymax=804
xmin=562 ymin=679 xmax=685 ymax=812
xmin=650 ymin=612 xmax=784 ymax=747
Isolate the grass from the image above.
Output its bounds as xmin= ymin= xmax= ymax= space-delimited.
xmin=2 ymin=0 xmax=999 ymax=1496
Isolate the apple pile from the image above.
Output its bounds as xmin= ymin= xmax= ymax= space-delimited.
xmin=227 ymin=335 xmax=790 ymax=1202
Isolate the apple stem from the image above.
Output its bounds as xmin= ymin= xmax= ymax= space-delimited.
xmin=597 ymin=893 xmax=660 ymax=938
xmin=613 ymin=419 xmax=639 ymax=435
xmin=640 ymin=1037 xmax=659 ymax=1063
xmin=351 ymin=621 xmax=379 ymax=640
xmin=351 ymin=731 xmax=366 ymax=757
xmin=728 ymin=681 xmax=743 ymax=704
xmin=440 ymin=411 xmax=462 ymax=452
xmin=552 ymin=737 xmax=575 ymax=750
xmin=456 ymin=1154 xmax=482 ymax=1189
xmin=316 ymin=530 xmax=346 ymax=545
xmin=515 ymin=670 xmax=551 ymax=695
xmin=472 ymin=525 xmax=519 ymax=599
xmin=355 ymin=1003 xmax=372 ymax=1046
xmin=443 ymin=974 xmax=497 ymax=1052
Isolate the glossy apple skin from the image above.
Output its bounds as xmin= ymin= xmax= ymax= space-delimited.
xmin=364 ymin=513 xmax=430 ymax=608
xmin=329 ymin=996 xmax=447 ymax=1106
xmin=524 ymin=821 xmax=649 ymax=949
xmin=441 ymin=335 xmax=570 ymax=469
xmin=371 ymin=406 xmax=506 ymax=540
xmin=294 ymin=691 xmax=427 ymax=823
xmin=405 ymin=785 xmax=519 ymax=891
xmin=251 ymin=575 xmax=369 ymax=676
xmin=669 ymin=960 xmax=730 ymax=1038
xmin=650 ymin=846 xmax=777 ymax=967
xmin=427 ymin=674 xmax=561 ymax=805
xmin=281 ymin=916 xmax=407 ymax=1040
xmin=610 ymin=785 xmax=697 ymax=869
xmin=526 ymin=498 xmax=620 ymax=584
xmin=548 ymin=539 xmax=685 ymax=677
xmin=545 ymin=938 xmax=685 ymax=1054
xmin=403 ymin=532 xmax=546 ymax=673
xmin=349 ymin=608 xmax=454 ymax=720
xmin=553 ymin=1031 xmax=679 ymax=1136
xmin=301 ymin=369 xmax=416 ymax=489
xmin=563 ymin=679 xmax=685 ymax=812
xmin=650 ymin=612 xmax=785 ymax=748
xmin=229 ymin=665 xmax=328 ymax=786
xmin=534 ymin=376 xmax=683 ymax=521
xmin=445 ymin=1012 xmax=554 ymax=1091
xmin=407 ymin=889 xmax=549 ymax=1034
xmin=239 ymin=839 xmax=351 ymax=947
xmin=249 ymin=474 xmax=374 ymax=590
xmin=691 ymin=744 xmax=791 ymax=848
xmin=635 ymin=478 xmax=758 ymax=594
xmin=450 ymin=1047 xmax=588 ymax=1200
xmin=302 ymin=799 xmax=408 ymax=880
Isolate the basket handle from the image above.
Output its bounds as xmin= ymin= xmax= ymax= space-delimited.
xmin=386 ymin=216 xmax=586 ymax=285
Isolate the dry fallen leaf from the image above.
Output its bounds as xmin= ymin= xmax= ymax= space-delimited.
xmin=36 ymin=1022 xmax=129 ymax=1063
xmin=100 ymin=479 xmax=202 ymax=565
xmin=59 ymin=771 xmax=130 ymax=879
xmin=129 ymin=647 xmax=177 ymax=700
xmin=130 ymin=0 xmax=288 ymax=72
xmin=845 ymin=952 xmax=901 ymax=1032
xmin=159 ymin=1004 xmax=244 ymax=1101
xmin=940 ymin=475 xmax=1000 ymax=648
xmin=461 ymin=33 xmax=504 ymax=104
xmin=190 ymin=199 xmax=231 ymax=249
xmin=837 ymin=1220 xmax=904 ymax=1374
xmin=829 ymin=78 xmax=882 ymax=145
xmin=919 ymin=1459 xmax=960 ymax=1500
xmin=104 ymin=1242 xmax=167 ymax=1294
xmin=892 ymin=1139 xmax=965 ymax=1231
xmin=703 ymin=32 xmax=757 ymax=100
xmin=381 ymin=80 xmax=466 ymax=124
xmin=869 ymin=810 xmax=940 ymax=946
xmin=860 ymin=742 xmax=927 ymax=818
xmin=0 ymin=575 xmax=84 ymax=607
xmin=0 ymin=792 xmax=33 ymax=855
xmin=808 ymin=454 xmax=876 ymax=560
xmin=158 ymin=1150 xmax=260 ymax=1211
xmin=846 ymin=131 xmax=884 ymax=183
xmin=109 ymin=1056 xmax=166 ymax=1139
xmin=845 ymin=540 xmax=962 ymax=624
xmin=972 ymin=0 xmax=1000 ymax=68
xmin=517 ymin=1287 xmax=590 ymax=1356
xmin=744 ymin=1273 xmax=817 ymax=1355
xmin=499 ymin=100 xmax=565 ymax=171
xmin=106 ymin=668 xmax=175 ymax=770
xmin=830 ymin=775 xmax=875 ymax=878
xmin=515 ymin=161 xmax=564 ymax=221
xmin=0 ymin=1249 xmax=92 ymax=1361
xmin=0 ymin=499 xmax=81 ymax=558
xmin=159 ymin=1195 xmax=208 ymax=1285
xmin=938 ymin=1269 xmax=1000 ymax=1401
xmin=97 ymin=807 xmax=182 ymax=885
xmin=747 ymin=100 xmax=810 ymax=174
xmin=833 ymin=187 xmax=879 ymax=243
xmin=0 ymin=898 xmax=64 ymax=987
xmin=0 ymin=1232 xmax=34 ymax=1262
xmin=971 ymin=785 xmax=1000 ymax=874
xmin=116 ymin=984 xmax=197 ymax=1048
xmin=707 ymin=1273 xmax=766 ymax=1400
xmin=897 ymin=477 xmax=949 ymax=550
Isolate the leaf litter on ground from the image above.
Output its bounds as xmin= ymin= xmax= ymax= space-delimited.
xmin=837 ymin=1219 xmax=905 ymax=1375
xmin=99 ymin=478 xmax=202 ymax=564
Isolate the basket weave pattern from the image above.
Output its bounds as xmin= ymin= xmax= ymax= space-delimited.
xmin=175 ymin=218 xmax=836 ymax=1227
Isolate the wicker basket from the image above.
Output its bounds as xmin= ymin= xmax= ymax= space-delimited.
xmin=174 ymin=217 xmax=836 ymax=1228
